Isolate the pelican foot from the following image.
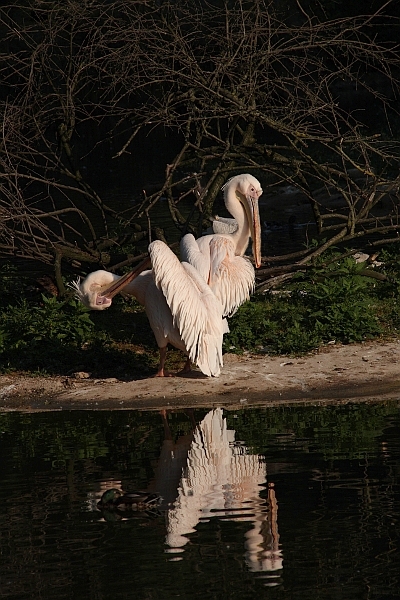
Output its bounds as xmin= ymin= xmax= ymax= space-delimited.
xmin=176 ymin=370 xmax=191 ymax=377
xmin=177 ymin=358 xmax=191 ymax=376
xmin=152 ymin=369 xmax=175 ymax=377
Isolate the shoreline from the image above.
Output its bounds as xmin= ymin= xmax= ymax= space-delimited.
xmin=1 ymin=339 xmax=400 ymax=412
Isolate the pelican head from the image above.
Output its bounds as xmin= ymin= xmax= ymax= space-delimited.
xmin=70 ymin=270 xmax=118 ymax=310
xmin=71 ymin=257 xmax=152 ymax=310
xmin=222 ymin=174 xmax=263 ymax=268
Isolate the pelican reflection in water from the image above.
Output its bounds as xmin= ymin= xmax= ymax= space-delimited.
xmin=158 ymin=408 xmax=283 ymax=575
xmin=94 ymin=408 xmax=283 ymax=577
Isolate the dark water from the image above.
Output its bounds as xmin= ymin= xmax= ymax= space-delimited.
xmin=0 ymin=402 xmax=399 ymax=600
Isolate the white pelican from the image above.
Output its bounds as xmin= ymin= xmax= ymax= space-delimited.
xmin=181 ymin=173 xmax=263 ymax=316
xmin=71 ymin=240 xmax=226 ymax=377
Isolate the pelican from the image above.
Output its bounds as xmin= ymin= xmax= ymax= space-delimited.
xmin=71 ymin=240 xmax=226 ymax=377
xmin=181 ymin=173 xmax=263 ymax=316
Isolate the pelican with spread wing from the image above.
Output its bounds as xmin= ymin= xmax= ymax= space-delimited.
xmin=72 ymin=240 xmax=226 ymax=377
xmin=72 ymin=174 xmax=262 ymax=376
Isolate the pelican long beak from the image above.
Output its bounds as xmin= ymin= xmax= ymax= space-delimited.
xmin=100 ymin=256 xmax=152 ymax=299
xmin=245 ymin=192 xmax=262 ymax=269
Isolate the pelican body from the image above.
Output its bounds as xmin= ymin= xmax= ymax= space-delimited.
xmin=72 ymin=241 xmax=225 ymax=377
xmin=181 ymin=173 xmax=262 ymax=316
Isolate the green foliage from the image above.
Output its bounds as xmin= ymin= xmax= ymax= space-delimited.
xmin=0 ymin=293 xmax=101 ymax=373
xmin=0 ymin=328 xmax=8 ymax=354
xmin=0 ymin=295 xmax=95 ymax=350
xmin=224 ymin=253 xmax=396 ymax=355
xmin=0 ymin=266 xmax=157 ymax=376
xmin=0 ymin=263 xmax=26 ymax=305
xmin=1 ymin=246 xmax=400 ymax=374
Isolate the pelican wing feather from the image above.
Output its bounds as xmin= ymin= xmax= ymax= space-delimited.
xmin=208 ymin=237 xmax=255 ymax=317
xmin=149 ymin=240 xmax=224 ymax=377
xmin=180 ymin=233 xmax=211 ymax=282
xmin=181 ymin=234 xmax=255 ymax=317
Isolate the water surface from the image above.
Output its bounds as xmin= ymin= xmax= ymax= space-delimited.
xmin=0 ymin=402 xmax=399 ymax=599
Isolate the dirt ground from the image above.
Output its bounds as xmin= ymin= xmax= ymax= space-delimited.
xmin=1 ymin=339 xmax=400 ymax=412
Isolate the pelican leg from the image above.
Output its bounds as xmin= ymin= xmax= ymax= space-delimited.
xmin=154 ymin=346 xmax=174 ymax=377
xmin=178 ymin=357 xmax=192 ymax=375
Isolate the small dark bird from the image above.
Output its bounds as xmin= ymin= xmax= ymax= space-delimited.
xmin=97 ymin=488 xmax=161 ymax=511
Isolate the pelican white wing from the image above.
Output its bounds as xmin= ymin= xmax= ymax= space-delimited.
xmin=149 ymin=240 xmax=224 ymax=377
xmin=179 ymin=233 xmax=211 ymax=282
xmin=181 ymin=233 xmax=255 ymax=317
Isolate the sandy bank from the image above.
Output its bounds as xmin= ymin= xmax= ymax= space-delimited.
xmin=1 ymin=339 xmax=400 ymax=412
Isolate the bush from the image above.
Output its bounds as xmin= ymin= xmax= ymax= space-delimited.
xmin=0 ymin=295 xmax=95 ymax=351
xmin=0 ymin=293 xmax=100 ymax=373
xmin=224 ymin=256 xmax=389 ymax=355
xmin=0 ymin=275 xmax=156 ymax=376
xmin=1 ymin=247 xmax=400 ymax=373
